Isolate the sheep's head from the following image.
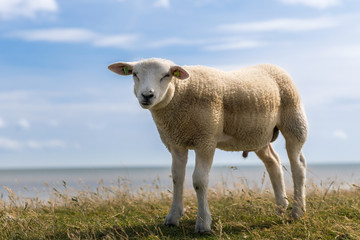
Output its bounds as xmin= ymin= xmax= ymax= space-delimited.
xmin=108 ymin=58 xmax=190 ymax=109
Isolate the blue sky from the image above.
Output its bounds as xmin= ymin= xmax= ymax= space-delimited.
xmin=0 ymin=0 xmax=359 ymax=168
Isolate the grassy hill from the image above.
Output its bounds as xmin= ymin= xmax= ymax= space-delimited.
xmin=0 ymin=180 xmax=359 ymax=239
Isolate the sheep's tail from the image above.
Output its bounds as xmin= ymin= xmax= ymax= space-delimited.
xmin=242 ymin=126 xmax=278 ymax=159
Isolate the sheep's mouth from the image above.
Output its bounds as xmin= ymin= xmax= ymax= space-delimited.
xmin=140 ymin=101 xmax=153 ymax=108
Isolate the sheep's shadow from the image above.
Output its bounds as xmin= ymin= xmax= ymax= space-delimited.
xmin=100 ymin=220 xmax=197 ymax=239
xmin=99 ymin=218 xmax=288 ymax=239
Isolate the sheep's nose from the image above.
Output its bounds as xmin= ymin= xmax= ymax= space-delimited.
xmin=141 ymin=91 xmax=154 ymax=100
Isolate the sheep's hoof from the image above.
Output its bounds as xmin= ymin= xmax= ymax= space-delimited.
xmin=164 ymin=222 xmax=178 ymax=227
xmin=164 ymin=220 xmax=179 ymax=227
xmin=195 ymin=225 xmax=212 ymax=234
xmin=196 ymin=229 xmax=213 ymax=235
xmin=291 ymin=206 xmax=305 ymax=220
xmin=276 ymin=206 xmax=286 ymax=214
xmin=275 ymin=198 xmax=289 ymax=214
xmin=164 ymin=215 xmax=180 ymax=227
xmin=195 ymin=219 xmax=212 ymax=233
xmin=164 ymin=208 xmax=184 ymax=227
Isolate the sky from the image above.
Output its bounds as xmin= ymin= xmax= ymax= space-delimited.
xmin=0 ymin=0 xmax=359 ymax=168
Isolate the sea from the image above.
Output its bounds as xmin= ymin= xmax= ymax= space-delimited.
xmin=0 ymin=164 xmax=359 ymax=202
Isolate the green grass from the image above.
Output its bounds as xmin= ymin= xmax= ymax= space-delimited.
xmin=0 ymin=179 xmax=359 ymax=239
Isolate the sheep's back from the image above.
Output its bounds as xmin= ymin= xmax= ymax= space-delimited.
xmin=151 ymin=64 xmax=300 ymax=151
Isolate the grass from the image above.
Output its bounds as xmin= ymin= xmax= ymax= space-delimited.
xmin=0 ymin=177 xmax=359 ymax=239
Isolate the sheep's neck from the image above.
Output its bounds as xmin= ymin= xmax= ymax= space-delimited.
xmin=151 ymin=83 xmax=175 ymax=111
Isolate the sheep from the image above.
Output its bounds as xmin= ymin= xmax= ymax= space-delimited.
xmin=108 ymin=58 xmax=308 ymax=233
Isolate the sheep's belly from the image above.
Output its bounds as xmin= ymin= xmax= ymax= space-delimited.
xmin=216 ymin=132 xmax=271 ymax=152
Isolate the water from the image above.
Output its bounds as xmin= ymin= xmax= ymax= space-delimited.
xmin=0 ymin=164 xmax=359 ymax=201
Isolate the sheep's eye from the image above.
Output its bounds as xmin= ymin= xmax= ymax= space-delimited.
xmin=133 ymin=73 xmax=140 ymax=82
xmin=160 ymin=74 xmax=170 ymax=81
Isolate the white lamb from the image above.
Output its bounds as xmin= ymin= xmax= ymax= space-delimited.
xmin=108 ymin=58 xmax=308 ymax=233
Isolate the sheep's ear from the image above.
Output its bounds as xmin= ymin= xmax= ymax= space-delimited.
xmin=170 ymin=66 xmax=190 ymax=80
xmin=108 ymin=62 xmax=137 ymax=76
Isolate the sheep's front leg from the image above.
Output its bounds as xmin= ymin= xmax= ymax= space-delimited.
xmin=164 ymin=146 xmax=188 ymax=226
xmin=193 ymin=148 xmax=215 ymax=233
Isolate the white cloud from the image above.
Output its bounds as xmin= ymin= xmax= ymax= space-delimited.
xmin=18 ymin=119 xmax=30 ymax=129
xmin=7 ymin=28 xmax=139 ymax=49
xmin=86 ymin=123 xmax=107 ymax=131
xmin=153 ymin=0 xmax=170 ymax=8
xmin=279 ymin=0 xmax=341 ymax=9
xmin=48 ymin=119 xmax=59 ymax=127
xmin=148 ymin=37 xmax=204 ymax=48
xmin=0 ymin=0 xmax=58 ymax=19
xmin=0 ymin=137 xmax=66 ymax=150
xmin=0 ymin=117 xmax=6 ymax=128
xmin=218 ymin=17 xmax=338 ymax=32
xmin=204 ymin=40 xmax=264 ymax=51
xmin=9 ymin=28 xmax=96 ymax=43
xmin=0 ymin=91 xmax=30 ymax=101
xmin=0 ymin=138 xmax=22 ymax=150
xmin=327 ymin=45 xmax=360 ymax=58
xmin=9 ymin=27 xmax=265 ymax=51
xmin=93 ymin=34 xmax=139 ymax=48
xmin=147 ymin=37 xmax=264 ymax=51
xmin=191 ymin=0 xmax=217 ymax=7
xmin=332 ymin=129 xmax=348 ymax=140
xmin=27 ymin=139 xmax=66 ymax=149
xmin=0 ymin=89 xmax=142 ymax=116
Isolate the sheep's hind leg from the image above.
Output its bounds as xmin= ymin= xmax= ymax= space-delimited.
xmin=193 ymin=148 xmax=215 ymax=233
xmin=164 ymin=146 xmax=188 ymax=227
xmin=286 ymin=139 xmax=306 ymax=219
xmin=281 ymin=108 xmax=308 ymax=219
xmin=256 ymin=144 xmax=289 ymax=211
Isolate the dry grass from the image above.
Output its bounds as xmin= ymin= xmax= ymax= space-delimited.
xmin=0 ymin=177 xmax=359 ymax=239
